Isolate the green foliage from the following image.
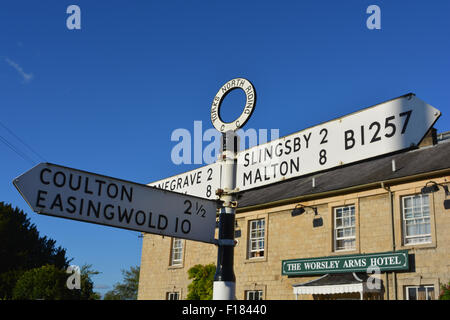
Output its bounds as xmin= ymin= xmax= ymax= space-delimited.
xmin=11 ymin=263 xmax=101 ymax=300
xmin=12 ymin=265 xmax=75 ymax=300
xmin=0 ymin=202 xmax=70 ymax=299
xmin=186 ymin=264 xmax=215 ymax=300
xmin=103 ymin=266 xmax=140 ymax=300
xmin=79 ymin=264 xmax=101 ymax=300
xmin=0 ymin=202 xmax=100 ymax=300
xmin=439 ymin=282 xmax=450 ymax=300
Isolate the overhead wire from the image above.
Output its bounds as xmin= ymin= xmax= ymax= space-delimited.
xmin=0 ymin=120 xmax=46 ymax=162
xmin=0 ymin=134 xmax=37 ymax=166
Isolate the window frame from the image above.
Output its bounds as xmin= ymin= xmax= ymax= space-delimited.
xmin=169 ymin=237 xmax=184 ymax=267
xmin=245 ymin=290 xmax=263 ymax=300
xmin=405 ymin=285 xmax=435 ymax=300
xmin=247 ymin=218 xmax=265 ymax=259
xmin=401 ymin=194 xmax=432 ymax=246
xmin=333 ymin=205 xmax=356 ymax=252
xmin=166 ymin=292 xmax=180 ymax=300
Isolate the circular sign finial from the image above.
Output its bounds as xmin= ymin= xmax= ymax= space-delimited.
xmin=210 ymin=78 xmax=256 ymax=133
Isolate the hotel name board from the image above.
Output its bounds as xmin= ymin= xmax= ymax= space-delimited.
xmin=282 ymin=250 xmax=409 ymax=276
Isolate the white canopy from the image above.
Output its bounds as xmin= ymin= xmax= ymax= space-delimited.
xmin=292 ymin=273 xmax=381 ymax=300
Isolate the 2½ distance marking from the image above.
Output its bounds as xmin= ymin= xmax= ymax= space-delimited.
xmin=184 ymin=200 xmax=206 ymax=218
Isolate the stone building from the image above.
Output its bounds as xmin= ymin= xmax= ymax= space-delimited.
xmin=138 ymin=130 xmax=450 ymax=300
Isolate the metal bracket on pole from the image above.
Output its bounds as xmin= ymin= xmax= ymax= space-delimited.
xmin=213 ymin=239 xmax=237 ymax=247
xmin=215 ymin=188 xmax=240 ymax=196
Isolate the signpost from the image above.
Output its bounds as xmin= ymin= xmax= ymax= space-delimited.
xmin=148 ymin=162 xmax=221 ymax=200
xmin=150 ymin=93 xmax=440 ymax=195
xmin=237 ymin=93 xmax=441 ymax=191
xmin=12 ymin=77 xmax=442 ymax=302
xmin=210 ymin=78 xmax=256 ymax=300
xmin=13 ymin=163 xmax=218 ymax=244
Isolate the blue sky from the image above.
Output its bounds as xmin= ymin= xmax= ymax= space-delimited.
xmin=1 ymin=1 xmax=449 ymax=297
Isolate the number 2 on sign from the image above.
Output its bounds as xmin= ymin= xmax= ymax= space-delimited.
xmin=184 ymin=200 xmax=206 ymax=218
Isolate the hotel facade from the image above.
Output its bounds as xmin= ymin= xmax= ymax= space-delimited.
xmin=138 ymin=129 xmax=450 ymax=300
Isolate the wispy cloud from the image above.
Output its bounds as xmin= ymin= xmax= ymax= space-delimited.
xmin=4 ymin=57 xmax=33 ymax=83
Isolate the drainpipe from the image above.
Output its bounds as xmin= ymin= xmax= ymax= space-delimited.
xmin=381 ymin=182 xmax=397 ymax=300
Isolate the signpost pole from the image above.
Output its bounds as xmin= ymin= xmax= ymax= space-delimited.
xmin=213 ymin=131 xmax=238 ymax=300
xmin=210 ymin=78 xmax=256 ymax=300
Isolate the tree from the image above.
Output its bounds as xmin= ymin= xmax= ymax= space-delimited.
xmin=186 ymin=264 xmax=215 ymax=300
xmin=79 ymin=264 xmax=101 ymax=300
xmin=439 ymin=282 xmax=450 ymax=300
xmin=0 ymin=202 xmax=70 ymax=299
xmin=104 ymin=266 xmax=140 ymax=300
xmin=11 ymin=263 xmax=100 ymax=300
xmin=12 ymin=265 xmax=75 ymax=300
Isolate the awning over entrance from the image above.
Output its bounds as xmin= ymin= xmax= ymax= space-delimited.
xmin=292 ymin=273 xmax=382 ymax=300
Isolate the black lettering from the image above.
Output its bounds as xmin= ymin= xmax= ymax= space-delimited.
xmin=181 ymin=219 xmax=191 ymax=234
xmin=293 ymin=137 xmax=301 ymax=152
xmin=385 ymin=116 xmax=396 ymax=138
xmin=207 ymin=168 xmax=213 ymax=181
xmin=148 ymin=212 xmax=156 ymax=228
xmin=243 ymin=171 xmax=252 ymax=186
xmin=107 ymin=183 xmax=118 ymax=198
xmin=264 ymin=166 xmax=270 ymax=181
xmin=121 ymin=186 xmax=133 ymax=203
xmin=135 ymin=210 xmax=146 ymax=225
xmin=304 ymin=132 xmax=312 ymax=148
xmin=84 ymin=177 xmax=93 ymax=195
xmin=284 ymin=139 xmax=292 ymax=155
xmin=36 ymin=190 xmax=47 ymax=208
xmin=50 ymin=194 xmax=63 ymax=211
xmin=275 ymin=143 xmax=283 ymax=157
xmin=53 ymin=171 xmax=66 ymax=187
xmin=87 ymin=200 xmax=100 ymax=218
xmin=103 ymin=204 xmax=114 ymax=220
xmin=361 ymin=125 xmax=365 ymax=145
xmin=319 ymin=129 xmax=328 ymax=145
xmin=290 ymin=157 xmax=299 ymax=173
xmin=344 ymin=130 xmax=355 ymax=150
xmin=271 ymin=163 xmax=278 ymax=178
xmin=254 ymin=169 xmax=262 ymax=183
xmin=280 ymin=161 xmax=288 ymax=176
xmin=184 ymin=200 xmax=192 ymax=215
xmin=69 ymin=174 xmax=81 ymax=191
xmin=95 ymin=179 xmax=106 ymax=196
xmin=158 ymin=215 xmax=168 ymax=230
xmin=67 ymin=196 xmax=77 ymax=213
xmin=40 ymin=168 xmax=51 ymax=185
xmin=319 ymin=149 xmax=327 ymax=165
xmin=264 ymin=146 xmax=273 ymax=161
xmin=118 ymin=206 xmax=133 ymax=223
xmin=369 ymin=121 xmax=381 ymax=143
xmin=244 ymin=153 xmax=250 ymax=167
xmin=399 ymin=110 xmax=412 ymax=134
xmin=79 ymin=198 xmax=84 ymax=215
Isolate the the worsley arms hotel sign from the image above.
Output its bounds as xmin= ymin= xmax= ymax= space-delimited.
xmin=282 ymin=251 xmax=409 ymax=276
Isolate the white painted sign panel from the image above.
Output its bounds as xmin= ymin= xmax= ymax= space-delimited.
xmin=148 ymin=162 xmax=221 ymax=200
xmin=13 ymin=163 xmax=218 ymax=244
xmin=236 ymin=94 xmax=441 ymax=191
